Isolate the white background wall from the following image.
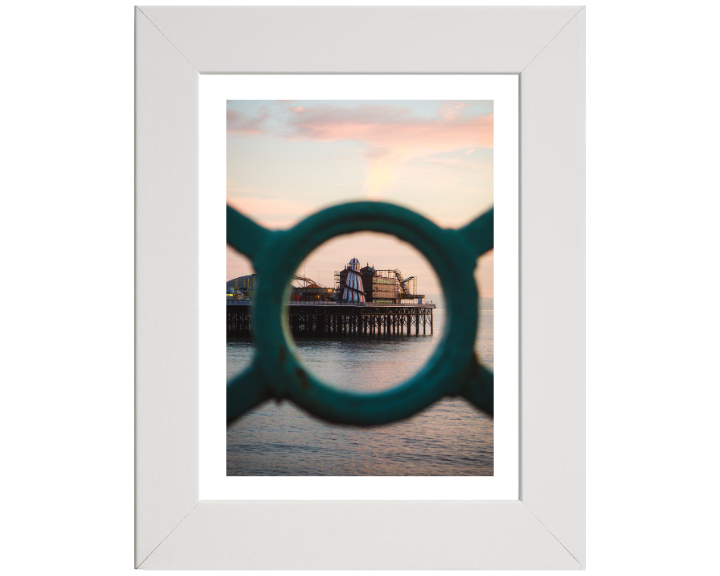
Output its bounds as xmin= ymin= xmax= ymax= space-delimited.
xmin=2 ymin=1 xmax=718 ymax=574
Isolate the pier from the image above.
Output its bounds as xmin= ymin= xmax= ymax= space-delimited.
xmin=227 ymin=301 xmax=435 ymax=338
xmin=227 ymin=256 xmax=436 ymax=338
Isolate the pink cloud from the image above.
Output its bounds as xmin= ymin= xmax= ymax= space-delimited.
xmin=283 ymin=103 xmax=493 ymax=197
xmin=286 ymin=103 xmax=492 ymax=151
xmin=227 ymin=101 xmax=493 ymax=199
xmin=227 ymin=109 xmax=267 ymax=134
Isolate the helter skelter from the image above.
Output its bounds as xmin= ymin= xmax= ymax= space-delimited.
xmin=341 ymin=257 xmax=366 ymax=303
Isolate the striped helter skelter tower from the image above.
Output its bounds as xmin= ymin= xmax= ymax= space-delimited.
xmin=342 ymin=258 xmax=366 ymax=303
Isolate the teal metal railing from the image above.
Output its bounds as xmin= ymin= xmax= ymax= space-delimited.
xmin=226 ymin=202 xmax=494 ymax=426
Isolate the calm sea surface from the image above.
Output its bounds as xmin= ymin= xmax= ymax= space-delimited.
xmin=227 ymin=306 xmax=494 ymax=476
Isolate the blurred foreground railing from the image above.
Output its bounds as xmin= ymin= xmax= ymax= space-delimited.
xmin=226 ymin=201 xmax=494 ymax=426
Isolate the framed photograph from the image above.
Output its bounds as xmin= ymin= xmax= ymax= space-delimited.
xmin=202 ymin=75 xmax=518 ymax=503
xmin=136 ymin=6 xmax=585 ymax=570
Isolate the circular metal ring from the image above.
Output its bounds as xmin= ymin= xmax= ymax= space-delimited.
xmin=248 ymin=201 xmax=480 ymax=426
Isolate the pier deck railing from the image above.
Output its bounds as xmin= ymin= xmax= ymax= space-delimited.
xmin=226 ymin=201 xmax=494 ymax=426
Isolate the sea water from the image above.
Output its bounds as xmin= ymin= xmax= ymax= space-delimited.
xmin=226 ymin=306 xmax=494 ymax=476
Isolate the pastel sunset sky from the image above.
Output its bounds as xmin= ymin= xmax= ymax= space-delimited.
xmin=227 ymin=100 xmax=494 ymax=300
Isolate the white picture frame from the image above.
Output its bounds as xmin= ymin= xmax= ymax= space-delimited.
xmin=135 ymin=6 xmax=585 ymax=570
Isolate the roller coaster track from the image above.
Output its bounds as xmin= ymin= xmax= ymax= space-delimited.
xmin=293 ymin=274 xmax=324 ymax=289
